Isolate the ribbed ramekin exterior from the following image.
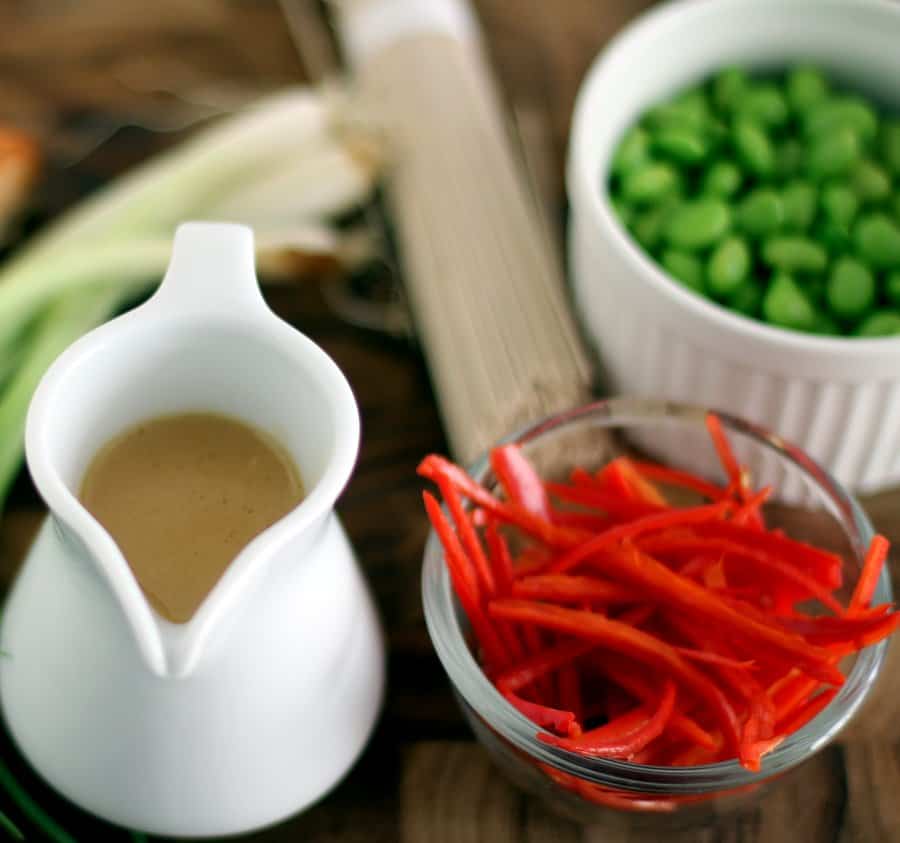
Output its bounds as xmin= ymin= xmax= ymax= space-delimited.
xmin=569 ymin=210 xmax=900 ymax=492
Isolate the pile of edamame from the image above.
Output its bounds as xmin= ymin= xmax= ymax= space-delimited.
xmin=608 ymin=65 xmax=900 ymax=337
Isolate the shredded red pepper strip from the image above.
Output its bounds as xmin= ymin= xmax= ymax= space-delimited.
xmin=495 ymin=639 xmax=595 ymax=694
xmin=635 ymin=533 xmax=846 ymax=615
xmin=630 ymin=460 xmax=728 ymax=501
xmin=591 ymin=654 xmax=717 ymax=749
xmin=545 ymin=500 xmax=732 ymax=575
xmin=585 ymin=545 xmax=844 ymax=685
xmin=570 ymin=466 xmax=595 ymax=487
xmin=775 ymin=688 xmax=839 ymax=735
xmin=539 ymin=681 xmax=676 ymax=758
xmin=777 ymin=610 xmax=900 ymax=647
xmin=434 ymin=477 xmax=497 ymax=598
xmin=503 ymin=691 xmax=580 ymax=736
xmin=549 ymin=509 xmax=615 ymax=531
xmin=419 ymin=455 xmax=588 ymax=548
xmin=705 ymin=412 xmax=747 ymax=499
xmin=488 ymin=599 xmax=743 ymax=755
xmin=664 ymin=612 xmax=766 ymax=700
xmin=849 ymin=534 xmax=889 ymax=613
xmin=423 ymin=491 xmax=479 ymax=604
xmin=491 ymin=444 xmax=553 ymax=520
xmin=662 ymin=611 xmax=776 ymax=764
xmin=545 ymin=481 xmax=665 ymax=521
xmin=768 ymin=658 xmax=839 ymax=725
xmin=484 ymin=519 xmax=515 ymax=596
xmin=605 ymin=457 xmax=669 ymax=507
xmin=423 ymin=492 xmax=509 ymax=672
xmin=512 ymin=574 xmax=635 ymax=605
xmin=732 ymin=485 xmax=772 ymax=527
xmin=673 ymin=647 xmax=756 ymax=671
xmin=690 ymin=522 xmax=843 ymax=589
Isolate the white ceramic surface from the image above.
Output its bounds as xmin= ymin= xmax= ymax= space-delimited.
xmin=568 ymin=0 xmax=900 ymax=492
xmin=0 ymin=223 xmax=385 ymax=837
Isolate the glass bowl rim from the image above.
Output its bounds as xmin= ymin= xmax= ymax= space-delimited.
xmin=421 ymin=397 xmax=891 ymax=794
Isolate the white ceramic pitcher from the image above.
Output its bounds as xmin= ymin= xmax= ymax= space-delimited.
xmin=0 ymin=222 xmax=385 ymax=837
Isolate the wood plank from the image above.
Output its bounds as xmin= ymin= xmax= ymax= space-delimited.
xmin=840 ymin=741 xmax=900 ymax=841
xmin=402 ymin=742 xmax=853 ymax=842
xmin=401 ymin=741 xmax=581 ymax=843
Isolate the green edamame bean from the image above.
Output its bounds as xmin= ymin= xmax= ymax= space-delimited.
xmin=661 ymin=249 xmax=705 ymax=292
xmin=856 ymin=310 xmax=900 ymax=337
xmin=786 ymin=66 xmax=829 ymax=114
xmin=733 ymin=118 xmax=775 ymax=177
xmin=611 ymin=127 xmax=650 ymax=177
xmin=776 ymin=139 xmax=804 ymax=179
xmin=707 ymin=236 xmax=750 ymax=298
xmin=763 ymin=272 xmax=817 ymax=331
xmin=821 ymin=184 xmax=859 ymax=227
xmin=702 ymin=160 xmax=742 ymax=198
xmin=653 ymin=126 xmax=708 ymax=164
xmin=804 ymin=97 xmax=878 ymax=142
xmin=826 ymin=256 xmax=875 ymax=319
xmin=782 ymin=181 xmax=817 ymax=231
xmin=806 ymin=127 xmax=860 ymax=180
xmin=886 ymin=271 xmax=900 ymax=307
xmin=729 ymin=282 xmax=762 ymax=318
xmin=630 ymin=203 xmax=672 ymax=250
xmin=663 ymin=198 xmax=731 ymax=250
xmin=672 ymin=89 xmax=712 ymax=122
xmin=816 ymin=220 xmax=853 ymax=254
xmin=621 ymin=162 xmax=679 ymax=205
xmin=854 ymin=213 xmax=900 ymax=268
xmin=737 ymin=188 xmax=784 ymax=237
xmin=739 ymin=84 xmax=789 ymax=129
xmin=851 ymin=159 xmax=891 ymax=204
xmin=705 ymin=118 xmax=729 ymax=151
xmin=644 ymin=102 xmax=707 ymax=134
xmin=712 ymin=67 xmax=748 ymax=113
xmin=761 ymin=236 xmax=828 ymax=273
xmin=609 ymin=197 xmax=633 ymax=228
xmin=881 ymin=121 xmax=900 ymax=176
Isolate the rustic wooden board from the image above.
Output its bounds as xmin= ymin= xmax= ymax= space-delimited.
xmin=0 ymin=1 xmax=898 ymax=840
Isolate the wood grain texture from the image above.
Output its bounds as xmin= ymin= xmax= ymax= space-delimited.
xmin=0 ymin=0 xmax=898 ymax=841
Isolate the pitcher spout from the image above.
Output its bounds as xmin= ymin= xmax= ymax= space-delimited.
xmin=150 ymin=222 xmax=268 ymax=317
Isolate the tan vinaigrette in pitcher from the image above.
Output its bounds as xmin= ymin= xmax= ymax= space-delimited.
xmin=80 ymin=412 xmax=304 ymax=623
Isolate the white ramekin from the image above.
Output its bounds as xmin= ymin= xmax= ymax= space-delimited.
xmin=567 ymin=0 xmax=900 ymax=493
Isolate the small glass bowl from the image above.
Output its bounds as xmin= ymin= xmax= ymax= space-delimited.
xmin=421 ymin=398 xmax=892 ymax=829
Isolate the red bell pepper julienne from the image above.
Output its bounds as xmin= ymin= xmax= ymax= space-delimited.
xmin=420 ymin=412 xmax=897 ymax=789
xmin=539 ymin=681 xmax=677 ymax=759
xmin=849 ymin=535 xmax=890 ymax=613
xmin=490 ymin=444 xmax=553 ymax=520
xmin=488 ymin=599 xmax=743 ymax=757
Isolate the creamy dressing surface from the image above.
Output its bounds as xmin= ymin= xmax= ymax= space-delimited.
xmin=80 ymin=412 xmax=303 ymax=623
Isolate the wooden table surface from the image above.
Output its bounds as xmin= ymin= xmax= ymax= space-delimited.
xmin=1 ymin=1 xmax=899 ymax=840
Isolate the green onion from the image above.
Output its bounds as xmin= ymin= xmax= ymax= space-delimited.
xmin=0 ymin=812 xmax=24 ymax=841
xmin=0 ymin=755 xmax=77 ymax=843
xmin=0 ymin=86 xmax=381 ymax=512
